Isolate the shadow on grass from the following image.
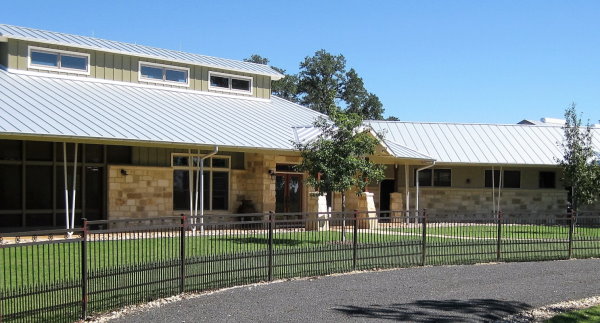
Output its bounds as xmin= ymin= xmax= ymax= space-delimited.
xmin=333 ymin=298 xmax=530 ymax=322
xmin=214 ymin=237 xmax=313 ymax=246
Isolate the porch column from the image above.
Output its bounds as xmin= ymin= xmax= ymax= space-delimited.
xmin=305 ymin=192 xmax=329 ymax=231
xmin=357 ymin=192 xmax=378 ymax=229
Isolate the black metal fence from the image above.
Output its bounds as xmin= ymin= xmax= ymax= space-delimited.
xmin=1 ymin=210 xmax=600 ymax=322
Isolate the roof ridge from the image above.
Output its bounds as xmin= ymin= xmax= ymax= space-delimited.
xmin=367 ymin=120 xmax=567 ymax=128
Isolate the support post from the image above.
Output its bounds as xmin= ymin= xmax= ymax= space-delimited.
xmin=81 ymin=218 xmax=88 ymax=320
xmin=179 ymin=214 xmax=186 ymax=293
xmin=352 ymin=209 xmax=358 ymax=270
xmin=421 ymin=209 xmax=427 ymax=266
xmin=568 ymin=212 xmax=575 ymax=259
xmin=496 ymin=211 xmax=503 ymax=261
xmin=268 ymin=211 xmax=274 ymax=281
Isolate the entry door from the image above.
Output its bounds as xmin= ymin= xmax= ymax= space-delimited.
xmin=275 ymin=174 xmax=303 ymax=214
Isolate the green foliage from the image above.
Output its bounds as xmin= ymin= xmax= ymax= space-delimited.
xmin=559 ymin=104 xmax=600 ymax=211
xmin=545 ymin=304 xmax=600 ymax=323
xmin=294 ymin=111 xmax=385 ymax=209
xmin=244 ymin=54 xmax=299 ymax=103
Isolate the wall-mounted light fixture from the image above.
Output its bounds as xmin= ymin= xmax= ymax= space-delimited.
xmin=120 ymin=169 xmax=129 ymax=176
xmin=268 ymin=169 xmax=276 ymax=179
xmin=466 ymin=178 xmax=471 ymax=184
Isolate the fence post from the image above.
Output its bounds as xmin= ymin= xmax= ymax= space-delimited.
xmin=268 ymin=211 xmax=274 ymax=281
xmin=496 ymin=211 xmax=503 ymax=261
xmin=568 ymin=212 xmax=575 ymax=259
xmin=352 ymin=209 xmax=358 ymax=270
xmin=81 ymin=218 xmax=88 ymax=320
xmin=421 ymin=209 xmax=427 ymax=266
xmin=179 ymin=214 xmax=186 ymax=294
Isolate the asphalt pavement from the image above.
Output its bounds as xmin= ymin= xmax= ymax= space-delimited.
xmin=112 ymin=259 xmax=600 ymax=322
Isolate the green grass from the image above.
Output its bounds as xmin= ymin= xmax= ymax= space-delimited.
xmin=2 ymin=226 xmax=600 ymax=322
xmin=545 ymin=305 xmax=600 ymax=323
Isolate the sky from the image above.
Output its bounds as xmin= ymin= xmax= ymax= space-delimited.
xmin=1 ymin=0 xmax=599 ymax=124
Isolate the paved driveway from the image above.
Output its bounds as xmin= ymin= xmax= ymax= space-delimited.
xmin=112 ymin=259 xmax=600 ymax=322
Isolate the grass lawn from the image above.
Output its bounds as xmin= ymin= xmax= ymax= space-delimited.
xmin=546 ymin=305 xmax=600 ymax=323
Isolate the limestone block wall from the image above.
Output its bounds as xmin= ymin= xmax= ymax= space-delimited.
xmin=108 ymin=165 xmax=173 ymax=220
xmin=400 ymin=188 xmax=569 ymax=218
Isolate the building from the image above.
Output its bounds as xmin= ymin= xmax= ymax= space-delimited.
xmin=0 ymin=24 xmax=598 ymax=231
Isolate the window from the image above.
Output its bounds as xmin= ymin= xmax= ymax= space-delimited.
xmin=29 ymin=46 xmax=89 ymax=74
xmin=209 ymin=71 xmax=253 ymax=94
xmin=139 ymin=62 xmax=189 ymax=86
xmin=485 ymin=170 xmax=521 ymax=188
xmin=539 ymin=171 xmax=556 ymax=189
xmin=415 ymin=169 xmax=451 ymax=187
xmin=172 ymin=154 xmax=230 ymax=211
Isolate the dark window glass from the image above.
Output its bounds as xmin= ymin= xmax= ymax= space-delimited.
xmin=433 ymin=169 xmax=451 ymax=187
xmin=539 ymin=171 xmax=556 ymax=189
xmin=26 ymin=166 xmax=53 ymax=209
xmin=107 ymin=146 xmax=131 ymax=164
xmin=173 ymin=156 xmax=189 ymax=167
xmin=173 ymin=170 xmax=190 ymax=210
xmin=0 ymin=214 xmax=21 ymax=228
xmin=485 ymin=170 xmax=501 ymax=188
xmin=61 ymin=55 xmax=87 ymax=70
xmin=212 ymin=172 xmax=228 ymax=210
xmin=85 ymin=144 xmax=103 ymax=163
xmin=212 ymin=158 xmax=229 ymax=168
xmin=85 ymin=166 xmax=104 ymax=221
xmin=26 ymin=141 xmax=53 ymax=161
xmin=141 ymin=65 xmax=163 ymax=80
xmin=0 ymin=165 xmax=22 ymax=209
xmin=26 ymin=213 xmax=53 ymax=227
xmin=31 ymin=51 xmax=58 ymax=67
xmin=504 ymin=171 xmax=521 ymax=188
xmin=56 ymin=143 xmax=78 ymax=162
xmin=55 ymin=166 xmax=82 ymax=209
xmin=203 ymin=171 xmax=210 ymax=209
xmin=416 ymin=169 xmax=432 ymax=186
xmin=165 ymin=69 xmax=187 ymax=83
xmin=0 ymin=140 xmax=21 ymax=160
xmin=210 ymin=75 xmax=229 ymax=88
xmin=231 ymin=78 xmax=250 ymax=91
xmin=276 ymin=164 xmax=297 ymax=172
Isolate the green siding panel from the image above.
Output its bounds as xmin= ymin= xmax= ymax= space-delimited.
xmin=0 ymin=42 xmax=7 ymax=67
xmin=5 ymin=39 xmax=272 ymax=98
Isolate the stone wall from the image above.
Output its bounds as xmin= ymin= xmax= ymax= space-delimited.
xmin=108 ymin=165 xmax=173 ymax=220
xmin=400 ymin=188 xmax=569 ymax=218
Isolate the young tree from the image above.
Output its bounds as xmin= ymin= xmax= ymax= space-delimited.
xmin=294 ymin=111 xmax=385 ymax=213
xmin=559 ymin=104 xmax=600 ymax=212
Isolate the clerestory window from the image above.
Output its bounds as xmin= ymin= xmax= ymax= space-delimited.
xmin=208 ymin=71 xmax=253 ymax=94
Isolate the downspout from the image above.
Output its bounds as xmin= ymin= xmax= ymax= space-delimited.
xmin=194 ymin=146 xmax=218 ymax=234
xmin=415 ymin=161 xmax=435 ymax=216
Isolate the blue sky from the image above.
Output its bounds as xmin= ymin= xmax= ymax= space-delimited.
xmin=2 ymin=0 xmax=599 ymax=124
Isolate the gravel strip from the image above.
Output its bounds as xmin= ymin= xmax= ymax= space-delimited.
xmin=497 ymin=296 xmax=600 ymax=322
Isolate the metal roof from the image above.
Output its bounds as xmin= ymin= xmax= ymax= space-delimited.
xmin=368 ymin=120 xmax=600 ymax=165
xmin=0 ymin=68 xmax=321 ymax=150
xmin=0 ymin=24 xmax=283 ymax=79
xmin=292 ymin=125 xmax=433 ymax=160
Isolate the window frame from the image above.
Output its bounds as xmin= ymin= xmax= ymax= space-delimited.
xmin=28 ymin=46 xmax=91 ymax=75
xmin=484 ymin=169 xmax=521 ymax=189
xmin=208 ymin=71 xmax=254 ymax=95
xmin=415 ymin=168 xmax=452 ymax=187
xmin=171 ymin=153 xmax=231 ymax=211
xmin=138 ymin=61 xmax=190 ymax=87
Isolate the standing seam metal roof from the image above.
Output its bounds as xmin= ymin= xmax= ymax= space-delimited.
xmin=0 ymin=68 xmax=321 ymax=150
xmin=0 ymin=24 xmax=283 ymax=78
xmin=368 ymin=120 xmax=600 ymax=165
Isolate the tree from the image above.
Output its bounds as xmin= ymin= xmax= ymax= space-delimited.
xmin=244 ymin=54 xmax=299 ymax=103
xmin=297 ymin=50 xmax=346 ymax=115
xmin=559 ymin=103 xmax=600 ymax=212
xmin=294 ymin=110 xmax=385 ymax=213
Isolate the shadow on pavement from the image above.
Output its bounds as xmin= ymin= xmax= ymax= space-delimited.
xmin=333 ymin=298 xmax=531 ymax=322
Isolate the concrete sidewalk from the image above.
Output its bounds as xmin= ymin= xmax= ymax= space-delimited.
xmin=111 ymin=259 xmax=600 ymax=322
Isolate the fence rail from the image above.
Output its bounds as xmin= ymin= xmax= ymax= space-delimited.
xmin=1 ymin=210 xmax=600 ymax=322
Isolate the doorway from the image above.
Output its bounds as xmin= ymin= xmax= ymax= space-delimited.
xmin=380 ymin=179 xmax=396 ymax=221
xmin=275 ymin=173 xmax=303 ymax=217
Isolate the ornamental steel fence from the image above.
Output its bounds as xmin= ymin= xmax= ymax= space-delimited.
xmin=1 ymin=210 xmax=600 ymax=322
